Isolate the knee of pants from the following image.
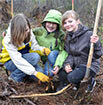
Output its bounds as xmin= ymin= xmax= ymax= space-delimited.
xmin=25 ymin=53 xmax=40 ymax=65
xmin=67 ymin=65 xmax=86 ymax=83
xmin=4 ymin=60 xmax=17 ymax=72
xmin=48 ymin=50 xmax=59 ymax=65
xmin=67 ymin=74 xmax=75 ymax=83
xmin=10 ymin=70 xmax=26 ymax=82
xmin=31 ymin=53 xmax=40 ymax=62
xmin=67 ymin=73 xmax=81 ymax=84
xmin=23 ymin=53 xmax=40 ymax=64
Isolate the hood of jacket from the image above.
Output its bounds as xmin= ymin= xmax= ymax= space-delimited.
xmin=42 ymin=9 xmax=62 ymax=26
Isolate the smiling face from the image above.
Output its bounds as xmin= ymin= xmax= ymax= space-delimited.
xmin=45 ymin=22 xmax=58 ymax=32
xmin=62 ymin=10 xmax=80 ymax=32
xmin=63 ymin=17 xmax=79 ymax=32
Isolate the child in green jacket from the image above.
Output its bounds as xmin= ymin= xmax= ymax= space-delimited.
xmin=33 ymin=9 xmax=68 ymax=77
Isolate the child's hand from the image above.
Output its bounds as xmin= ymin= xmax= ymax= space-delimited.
xmin=90 ymin=34 xmax=99 ymax=43
xmin=35 ymin=72 xmax=49 ymax=82
xmin=65 ymin=64 xmax=72 ymax=73
xmin=42 ymin=48 xmax=51 ymax=56
xmin=52 ymin=66 xmax=60 ymax=75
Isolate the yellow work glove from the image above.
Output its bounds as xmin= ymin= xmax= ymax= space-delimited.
xmin=0 ymin=53 xmax=11 ymax=63
xmin=35 ymin=72 xmax=49 ymax=82
xmin=42 ymin=48 xmax=51 ymax=56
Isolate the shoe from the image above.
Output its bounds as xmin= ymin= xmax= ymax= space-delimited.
xmin=72 ymin=83 xmax=80 ymax=91
xmin=56 ymin=82 xmax=68 ymax=92
xmin=85 ymin=78 xmax=96 ymax=93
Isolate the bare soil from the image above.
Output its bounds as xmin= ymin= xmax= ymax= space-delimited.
xmin=0 ymin=56 xmax=103 ymax=105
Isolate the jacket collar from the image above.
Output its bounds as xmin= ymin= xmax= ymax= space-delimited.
xmin=67 ymin=24 xmax=91 ymax=41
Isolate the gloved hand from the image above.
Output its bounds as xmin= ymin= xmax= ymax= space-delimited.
xmin=35 ymin=72 xmax=49 ymax=82
xmin=42 ymin=48 xmax=51 ymax=56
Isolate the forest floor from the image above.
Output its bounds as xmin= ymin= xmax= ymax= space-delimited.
xmin=0 ymin=56 xmax=103 ymax=105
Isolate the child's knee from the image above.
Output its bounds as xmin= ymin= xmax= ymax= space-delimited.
xmin=67 ymin=73 xmax=80 ymax=83
xmin=31 ymin=53 xmax=40 ymax=62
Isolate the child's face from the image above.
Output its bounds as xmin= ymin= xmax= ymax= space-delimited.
xmin=63 ymin=17 xmax=79 ymax=32
xmin=45 ymin=22 xmax=58 ymax=32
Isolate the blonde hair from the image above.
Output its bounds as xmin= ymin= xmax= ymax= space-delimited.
xmin=10 ymin=13 xmax=31 ymax=47
xmin=62 ymin=10 xmax=80 ymax=25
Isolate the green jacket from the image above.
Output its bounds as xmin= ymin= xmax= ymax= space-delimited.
xmin=33 ymin=9 xmax=68 ymax=68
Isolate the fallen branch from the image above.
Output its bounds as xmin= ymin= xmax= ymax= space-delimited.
xmin=10 ymin=84 xmax=71 ymax=98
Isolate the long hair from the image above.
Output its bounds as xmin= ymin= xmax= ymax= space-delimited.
xmin=10 ymin=13 xmax=31 ymax=47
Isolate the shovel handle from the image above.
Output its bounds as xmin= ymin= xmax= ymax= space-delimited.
xmin=83 ymin=0 xmax=102 ymax=81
